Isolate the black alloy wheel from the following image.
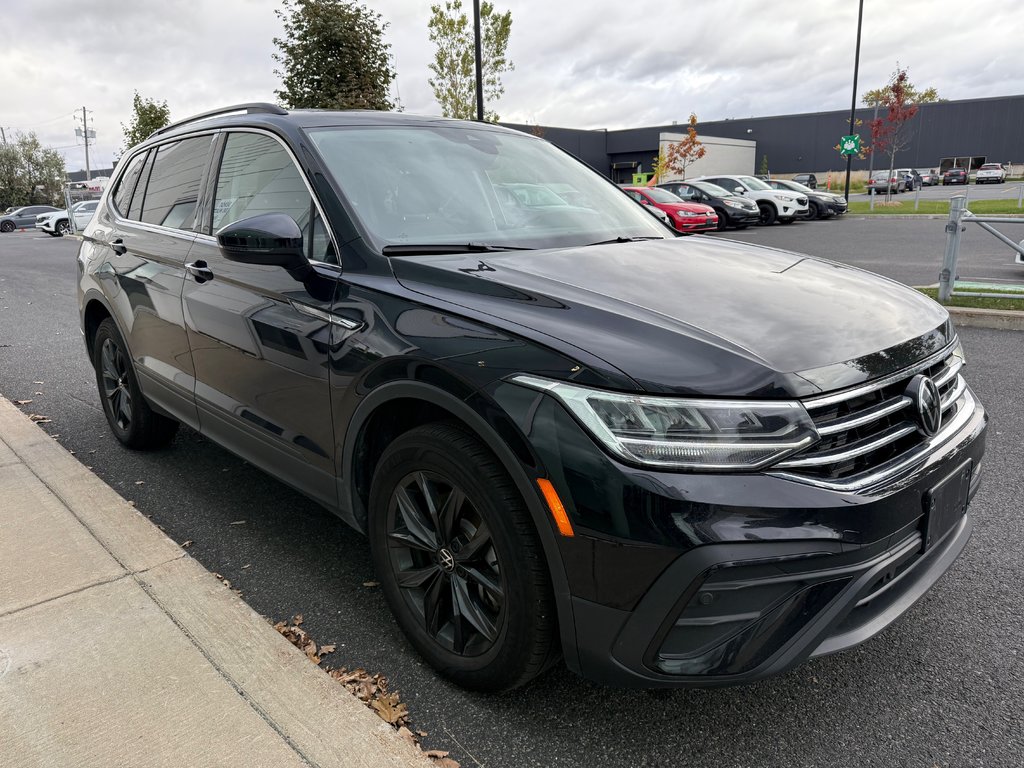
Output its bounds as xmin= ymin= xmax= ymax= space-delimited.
xmin=93 ymin=318 xmax=179 ymax=449
xmin=369 ymin=422 xmax=559 ymax=691
xmin=758 ymin=203 xmax=777 ymax=226
xmin=0 ymin=221 xmax=14 ymax=233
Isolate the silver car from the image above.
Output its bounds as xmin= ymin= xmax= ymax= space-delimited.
xmin=0 ymin=205 xmax=60 ymax=232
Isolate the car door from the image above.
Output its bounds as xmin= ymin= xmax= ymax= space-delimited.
xmin=182 ymin=130 xmax=340 ymax=509
xmin=90 ymin=137 xmax=214 ymax=429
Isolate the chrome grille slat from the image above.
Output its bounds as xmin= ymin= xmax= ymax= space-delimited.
xmin=815 ymin=395 xmax=911 ymax=436
xmin=776 ymin=422 xmax=918 ymax=468
xmin=773 ymin=343 xmax=974 ymax=489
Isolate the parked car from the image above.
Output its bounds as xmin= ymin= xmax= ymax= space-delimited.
xmin=693 ymin=174 xmax=808 ymax=225
xmin=898 ymin=169 xmax=923 ymax=192
xmin=0 ymin=205 xmax=60 ymax=232
xmin=622 ymin=186 xmax=718 ymax=233
xmin=975 ymin=163 xmax=1007 ymax=184
xmin=866 ymin=170 xmax=905 ymax=195
xmin=78 ymin=104 xmax=987 ymax=692
xmin=36 ymin=200 xmax=99 ymax=236
xmin=915 ymin=169 xmax=938 ymax=186
xmin=656 ymin=180 xmax=760 ymax=230
xmin=791 ymin=173 xmax=817 ymax=189
xmin=943 ymin=168 xmax=968 ymax=185
xmin=767 ymin=179 xmax=847 ymax=220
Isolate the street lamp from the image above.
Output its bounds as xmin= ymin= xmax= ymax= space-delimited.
xmin=844 ymin=0 xmax=865 ymax=202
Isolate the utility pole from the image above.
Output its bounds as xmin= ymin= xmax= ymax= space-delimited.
xmin=844 ymin=0 xmax=865 ymax=202
xmin=473 ymin=0 xmax=484 ymax=121
xmin=0 ymin=126 xmax=6 ymax=145
xmin=74 ymin=107 xmax=95 ymax=180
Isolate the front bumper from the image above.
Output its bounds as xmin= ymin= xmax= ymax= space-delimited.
xmin=673 ymin=215 xmax=718 ymax=233
xmin=497 ymin=379 xmax=987 ymax=687
xmin=723 ymin=207 xmax=759 ymax=226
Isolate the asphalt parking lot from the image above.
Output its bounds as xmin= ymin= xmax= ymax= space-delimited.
xmin=1 ymin=224 xmax=1022 ymax=767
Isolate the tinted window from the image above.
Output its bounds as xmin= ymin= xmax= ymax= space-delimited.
xmin=213 ymin=132 xmax=334 ymax=263
xmin=111 ymin=152 xmax=148 ymax=217
xmin=139 ymin=136 xmax=212 ymax=230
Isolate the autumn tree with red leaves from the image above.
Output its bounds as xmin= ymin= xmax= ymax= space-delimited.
xmin=868 ymin=68 xmax=918 ymax=202
xmin=651 ymin=112 xmax=706 ymax=183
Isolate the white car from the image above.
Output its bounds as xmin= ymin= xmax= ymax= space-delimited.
xmin=975 ymin=163 xmax=1007 ymax=184
xmin=693 ymin=174 xmax=809 ymax=225
xmin=35 ymin=200 xmax=99 ymax=236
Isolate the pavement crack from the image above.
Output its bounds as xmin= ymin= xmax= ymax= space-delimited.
xmin=0 ymin=572 xmax=132 ymax=620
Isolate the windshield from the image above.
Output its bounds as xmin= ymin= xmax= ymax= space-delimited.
xmin=690 ymin=181 xmax=729 ymax=197
xmin=980 ymin=164 xmax=1001 ymax=170
xmin=308 ymin=125 xmax=667 ymax=251
xmin=739 ymin=176 xmax=772 ymax=191
xmin=779 ymin=180 xmax=815 ymax=195
xmin=643 ymin=188 xmax=684 ymax=204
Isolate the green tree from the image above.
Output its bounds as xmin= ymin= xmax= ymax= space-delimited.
xmin=0 ymin=132 xmax=66 ymax=208
xmin=274 ymin=0 xmax=396 ymax=110
xmin=427 ymin=0 xmax=513 ymax=122
xmin=862 ymin=69 xmax=942 ymax=107
xmin=121 ymin=91 xmax=171 ymax=153
xmin=759 ymin=154 xmax=769 ymax=176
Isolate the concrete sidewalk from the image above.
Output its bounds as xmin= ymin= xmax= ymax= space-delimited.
xmin=0 ymin=396 xmax=429 ymax=768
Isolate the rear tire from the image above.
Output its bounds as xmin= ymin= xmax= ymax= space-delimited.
xmin=93 ymin=318 xmax=179 ymax=449
xmin=368 ymin=422 xmax=559 ymax=692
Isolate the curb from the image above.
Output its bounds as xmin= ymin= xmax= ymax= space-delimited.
xmin=945 ymin=305 xmax=1024 ymax=331
xmin=0 ymin=396 xmax=430 ymax=768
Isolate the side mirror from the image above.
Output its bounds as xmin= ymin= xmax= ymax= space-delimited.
xmin=217 ymin=213 xmax=310 ymax=276
xmin=735 ymin=187 xmax=745 ymax=195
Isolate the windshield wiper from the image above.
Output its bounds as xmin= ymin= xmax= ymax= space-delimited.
xmin=584 ymin=236 xmax=666 ymax=246
xmin=381 ymin=243 xmax=536 ymax=256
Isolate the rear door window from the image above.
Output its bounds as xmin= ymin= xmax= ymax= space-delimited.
xmin=111 ymin=152 xmax=147 ymax=216
xmin=138 ymin=136 xmax=213 ymax=231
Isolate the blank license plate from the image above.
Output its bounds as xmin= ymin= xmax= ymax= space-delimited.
xmin=923 ymin=460 xmax=972 ymax=550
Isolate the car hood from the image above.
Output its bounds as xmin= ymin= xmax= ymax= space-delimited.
xmin=392 ymin=238 xmax=951 ymax=397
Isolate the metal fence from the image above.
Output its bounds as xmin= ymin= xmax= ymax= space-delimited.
xmin=939 ymin=195 xmax=1024 ymax=302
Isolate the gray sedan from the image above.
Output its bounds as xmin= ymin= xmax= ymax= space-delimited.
xmin=0 ymin=205 xmax=60 ymax=232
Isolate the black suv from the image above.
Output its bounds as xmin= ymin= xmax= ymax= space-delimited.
xmin=77 ymin=105 xmax=987 ymax=691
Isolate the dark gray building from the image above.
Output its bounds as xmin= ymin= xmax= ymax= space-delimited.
xmin=505 ymin=94 xmax=1024 ymax=181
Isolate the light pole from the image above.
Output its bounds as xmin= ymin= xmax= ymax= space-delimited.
xmin=473 ymin=0 xmax=484 ymax=121
xmin=844 ymin=0 xmax=865 ymax=201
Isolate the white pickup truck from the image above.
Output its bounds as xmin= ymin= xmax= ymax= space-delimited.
xmin=693 ymin=174 xmax=809 ymax=225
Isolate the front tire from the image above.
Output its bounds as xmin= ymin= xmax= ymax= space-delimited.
xmin=56 ymin=219 xmax=71 ymax=236
xmin=805 ymin=202 xmax=820 ymax=221
xmin=93 ymin=318 xmax=179 ymax=449
xmin=758 ymin=203 xmax=777 ymax=226
xmin=714 ymin=208 xmax=728 ymax=231
xmin=0 ymin=221 xmax=14 ymax=233
xmin=368 ymin=422 xmax=558 ymax=692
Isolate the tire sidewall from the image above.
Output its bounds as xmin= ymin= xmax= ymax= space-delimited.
xmin=93 ymin=319 xmax=142 ymax=446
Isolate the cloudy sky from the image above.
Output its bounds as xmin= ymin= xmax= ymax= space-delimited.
xmin=3 ymin=0 xmax=1022 ymax=175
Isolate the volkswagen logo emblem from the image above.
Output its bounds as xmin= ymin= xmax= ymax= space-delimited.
xmin=438 ymin=548 xmax=456 ymax=573
xmin=905 ymin=374 xmax=942 ymax=437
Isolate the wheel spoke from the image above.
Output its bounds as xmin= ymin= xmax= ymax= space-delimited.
xmin=101 ymin=341 xmax=118 ymax=381
xmin=118 ymin=388 xmax=132 ymax=425
xmin=397 ymin=564 xmax=441 ymax=590
xmin=394 ymin=485 xmax=437 ymax=550
xmin=423 ymin=569 xmax=447 ymax=637
xmin=387 ymin=529 xmax=435 ymax=553
xmin=454 ymin=521 xmax=492 ymax=563
xmin=437 ymin=486 xmax=465 ymax=541
xmin=415 ymin=472 xmax=441 ymax=532
xmin=453 ymin=574 xmax=498 ymax=643
xmin=449 ymin=578 xmax=466 ymax=653
xmin=460 ymin=564 xmax=503 ymax=601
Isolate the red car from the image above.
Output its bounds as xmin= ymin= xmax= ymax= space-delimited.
xmin=623 ymin=186 xmax=718 ymax=233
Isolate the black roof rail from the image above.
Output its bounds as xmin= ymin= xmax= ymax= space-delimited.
xmin=147 ymin=103 xmax=288 ymax=140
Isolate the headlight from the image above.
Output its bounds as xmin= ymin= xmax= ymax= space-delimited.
xmin=675 ymin=210 xmax=700 ymax=218
xmin=511 ymin=375 xmax=819 ymax=470
xmin=724 ymin=200 xmax=745 ymax=209
xmin=777 ymin=194 xmax=796 ymax=202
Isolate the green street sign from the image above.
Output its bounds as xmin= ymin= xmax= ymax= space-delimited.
xmin=839 ymin=134 xmax=861 ymax=156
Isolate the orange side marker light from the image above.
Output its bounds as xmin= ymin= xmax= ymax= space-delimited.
xmin=537 ymin=478 xmax=574 ymax=537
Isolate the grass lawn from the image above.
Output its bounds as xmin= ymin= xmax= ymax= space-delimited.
xmin=918 ymin=286 xmax=1024 ymax=311
xmin=849 ymin=198 xmax=1024 ymax=215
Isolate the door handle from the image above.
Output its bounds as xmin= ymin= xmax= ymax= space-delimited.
xmin=110 ymin=238 xmax=127 ymax=256
xmin=185 ymin=260 xmax=214 ymax=283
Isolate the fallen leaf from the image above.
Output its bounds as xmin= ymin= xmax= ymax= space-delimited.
xmin=33 ymin=391 xmax=43 ymax=395
xmin=134 ymin=480 xmax=145 ymax=485
xmin=370 ymin=693 xmax=409 ymax=725
xmin=396 ymin=726 xmax=417 ymax=746
xmin=229 ymin=520 xmax=246 ymax=525
xmin=29 ymin=414 xmax=51 ymax=423
xmin=293 ymin=614 xmax=303 ymax=625
xmin=417 ymin=730 xmax=428 ymax=738
xmin=362 ymin=580 xmax=380 ymax=588
xmin=423 ymin=750 xmax=450 ymax=759
xmin=32 ymin=380 xmax=43 ymax=384
xmin=436 ymin=758 xmax=461 ymax=768
xmin=241 ymin=563 xmax=251 ymax=569
xmin=14 ymin=399 xmax=32 ymax=405
xmin=319 ymin=644 xmax=336 ymax=655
